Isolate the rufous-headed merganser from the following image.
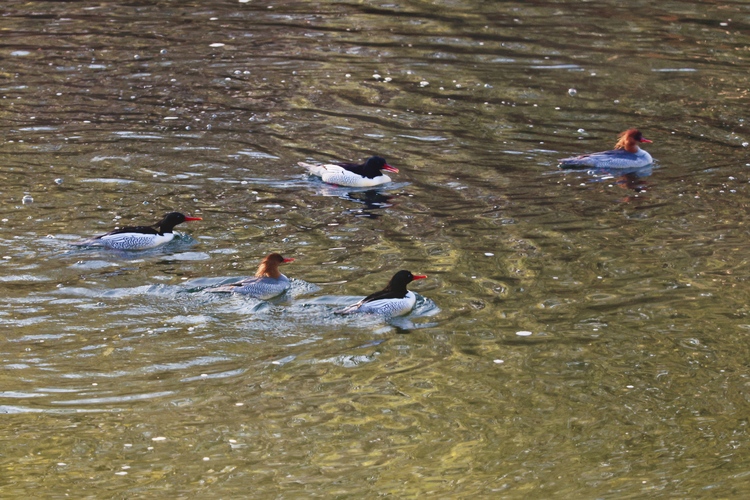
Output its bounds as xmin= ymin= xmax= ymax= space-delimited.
xmin=299 ymin=156 xmax=399 ymax=187
xmin=207 ymin=253 xmax=295 ymax=299
xmin=558 ymin=129 xmax=653 ymax=169
xmin=336 ymin=270 xmax=427 ymax=317
xmin=72 ymin=212 xmax=202 ymax=250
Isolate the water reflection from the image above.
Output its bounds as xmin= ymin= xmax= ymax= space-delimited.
xmin=303 ymin=182 xmax=400 ymax=217
xmin=343 ymin=189 xmax=395 ymax=217
xmin=613 ymin=168 xmax=652 ymax=194
xmin=562 ymin=164 xmax=654 ymax=193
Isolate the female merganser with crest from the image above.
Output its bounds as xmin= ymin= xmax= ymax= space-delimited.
xmin=337 ymin=270 xmax=427 ymax=317
xmin=207 ymin=253 xmax=294 ymax=299
xmin=299 ymin=156 xmax=398 ymax=187
xmin=72 ymin=212 xmax=202 ymax=250
xmin=558 ymin=129 xmax=653 ymax=169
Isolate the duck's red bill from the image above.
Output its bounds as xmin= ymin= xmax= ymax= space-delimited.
xmin=383 ymin=164 xmax=399 ymax=173
xmin=283 ymin=258 xmax=295 ymax=263
xmin=185 ymin=217 xmax=203 ymax=221
xmin=640 ymin=138 xmax=653 ymax=143
xmin=413 ymin=274 xmax=427 ymax=280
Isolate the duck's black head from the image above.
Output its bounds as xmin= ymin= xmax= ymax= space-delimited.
xmin=158 ymin=212 xmax=202 ymax=232
xmin=387 ymin=270 xmax=427 ymax=289
xmin=364 ymin=156 xmax=399 ymax=174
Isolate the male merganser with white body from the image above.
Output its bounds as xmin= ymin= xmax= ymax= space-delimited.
xmin=558 ymin=129 xmax=653 ymax=169
xmin=207 ymin=253 xmax=294 ymax=299
xmin=72 ymin=212 xmax=202 ymax=250
xmin=336 ymin=270 xmax=427 ymax=317
xmin=299 ymin=156 xmax=398 ymax=187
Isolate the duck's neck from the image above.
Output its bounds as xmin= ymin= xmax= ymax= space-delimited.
xmin=255 ymin=263 xmax=281 ymax=279
xmin=615 ymin=137 xmax=640 ymax=153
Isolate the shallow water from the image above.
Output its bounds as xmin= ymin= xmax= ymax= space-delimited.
xmin=2 ymin=0 xmax=750 ymax=497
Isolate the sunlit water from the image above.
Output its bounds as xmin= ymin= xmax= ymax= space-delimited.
xmin=2 ymin=0 xmax=750 ymax=496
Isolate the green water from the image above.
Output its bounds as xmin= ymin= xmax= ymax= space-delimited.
xmin=1 ymin=0 xmax=750 ymax=497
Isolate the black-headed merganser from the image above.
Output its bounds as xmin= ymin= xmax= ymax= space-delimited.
xmin=558 ymin=129 xmax=653 ymax=169
xmin=207 ymin=253 xmax=295 ymax=299
xmin=337 ymin=270 xmax=427 ymax=317
xmin=299 ymin=156 xmax=399 ymax=187
xmin=72 ymin=212 xmax=202 ymax=250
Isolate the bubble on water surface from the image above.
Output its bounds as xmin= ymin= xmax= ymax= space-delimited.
xmin=516 ymin=331 xmax=532 ymax=336
xmin=568 ymin=88 xmax=577 ymax=96
xmin=22 ymin=195 xmax=33 ymax=204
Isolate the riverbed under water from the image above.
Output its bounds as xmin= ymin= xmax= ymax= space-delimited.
xmin=1 ymin=0 xmax=750 ymax=497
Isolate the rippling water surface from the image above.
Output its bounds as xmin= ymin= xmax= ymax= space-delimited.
xmin=2 ymin=0 xmax=750 ymax=496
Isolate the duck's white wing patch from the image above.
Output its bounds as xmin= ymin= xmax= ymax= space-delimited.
xmin=299 ymin=162 xmax=344 ymax=177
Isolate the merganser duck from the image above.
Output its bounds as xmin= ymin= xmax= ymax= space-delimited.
xmin=558 ymin=129 xmax=653 ymax=169
xmin=207 ymin=253 xmax=294 ymax=299
xmin=72 ymin=212 xmax=202 ymax=250
xmin=299 ymin=156 xmax=399 ymax=187
xmin=336 ymin=270 xmax=427 ymax=317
